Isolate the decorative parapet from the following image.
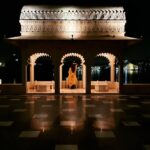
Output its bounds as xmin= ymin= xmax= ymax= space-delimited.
xmin=20 ymin=6 xmax=125 ymax=20
xmin=19 ymin=5 xmax=126 ymax=38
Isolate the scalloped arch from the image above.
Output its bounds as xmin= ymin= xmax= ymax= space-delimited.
xmin=96 ymin=52 xmax=116 ymax=63
xmin=61 ymin=53 xmax=85 ymax=64
xmin=28 ymin=52 xmax=51 ymax=64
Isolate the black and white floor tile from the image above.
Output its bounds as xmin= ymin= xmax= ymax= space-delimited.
xmin=0 ymin=94 xmax=150 ymax=150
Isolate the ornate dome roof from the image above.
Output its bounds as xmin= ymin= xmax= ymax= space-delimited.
xmin=19 ymin=5 xmax=126 ymax=39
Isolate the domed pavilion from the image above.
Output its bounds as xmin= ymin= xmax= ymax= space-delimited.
xmin=6 ymin=5 xmax=139 ymax=94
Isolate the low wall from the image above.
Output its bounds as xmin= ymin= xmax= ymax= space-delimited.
xmin=121 ymin=84 xmax=150 ymax=94
xmin=0 ymin=84 xmax=26 ymax=95
xmin=1 ymin=83 xmax=150 ymax=95
xmin=61 ymin=80 xmax=83 ymax=88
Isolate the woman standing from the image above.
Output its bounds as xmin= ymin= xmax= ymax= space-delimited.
xmin=68 ymin=63 xmax=78 ymax=89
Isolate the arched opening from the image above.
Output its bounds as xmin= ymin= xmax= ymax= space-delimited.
xmin=60 ymin=53 xmax=86 ymax=93
xmin=26 ymin=53 xmax=55 ymax=93
xmin=34 ymin=57 xmax=54 ymax=81
xmin=91 ymin=57 xmax=110 ymax=81
xmin=91 ymin=53 xmax=119 ymax=93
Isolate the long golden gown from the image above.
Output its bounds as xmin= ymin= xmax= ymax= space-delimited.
xmin=68 ymin=65 xmax=77 ymax=88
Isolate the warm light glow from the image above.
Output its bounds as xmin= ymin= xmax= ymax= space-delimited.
xmin=31 ymin=120 xmax=51 ymax=131
xmin=62 ymin=20 xmax=81 ymax=39
xmin=70 ymin=121 xmax=76 ymax=134
xmin=26 ymin=6 xmax=82 ymax=38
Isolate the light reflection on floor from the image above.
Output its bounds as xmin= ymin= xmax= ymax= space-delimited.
xmin=0 ymin=94 xmax=150 ymax=150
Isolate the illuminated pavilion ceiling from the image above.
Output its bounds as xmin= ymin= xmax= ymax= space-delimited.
xmin=19 ymin=5 xmax=126 ymax=39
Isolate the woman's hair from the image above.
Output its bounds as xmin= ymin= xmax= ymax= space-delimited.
xmin=71 ymin=63 xmax=76 ymax=72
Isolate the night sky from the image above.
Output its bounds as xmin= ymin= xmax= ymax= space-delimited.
xmin=0 ymin=0 xmax=149 ymax=39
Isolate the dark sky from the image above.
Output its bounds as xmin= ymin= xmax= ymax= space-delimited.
xmin=0 ymin=0 xmax=149 ymax=39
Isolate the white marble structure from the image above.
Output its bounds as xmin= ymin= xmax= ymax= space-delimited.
xmin=20 ymin=5 xmax=126 ymax=38
xmin=4 ymin=5 xmax=140 ymax=95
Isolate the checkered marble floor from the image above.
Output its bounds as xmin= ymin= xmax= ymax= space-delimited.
xmin=55 ymin=145 xmax=78 ymax=150
xmin=19 ymin=131 xmax=40 ymax=138
xmin=0 ymin=94 xmax=150 ymax=150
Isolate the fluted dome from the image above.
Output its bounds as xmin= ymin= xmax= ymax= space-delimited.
xmin=19 ymin=5 xmax=126 ymax=39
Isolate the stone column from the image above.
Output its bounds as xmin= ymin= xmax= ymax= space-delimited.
xmin=22 ymin=62 xmax=27 ymax=85
xmin=20 ymin=51 xmax=27 ymax=94
xmin=21 ymin=52 xmax=27 ymax=85
xmin=30 ymin=63 xmax=35 ymax=83
xmin=54 ymin=61 xmax=60 ymax=94
xmin=59 ymin=64 xmax=63 ymax=89
xmin=110 ymin=60 xmax=115 ymax=82
xmin=82 ymin=64 xmax=86 ymax=89
xmin=86 ymin=62 xmax=91 ymax=94
xmin=118 ymin=59 xmax=124 ymax=93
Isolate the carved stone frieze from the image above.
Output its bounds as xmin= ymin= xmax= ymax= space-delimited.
xmin=20 ymin=20 xmax=125 ymax=36
xmin=20 ymin=5 xmax=126 ymax=20
xmin=19 ymin=5 xmax=126 ymax=37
